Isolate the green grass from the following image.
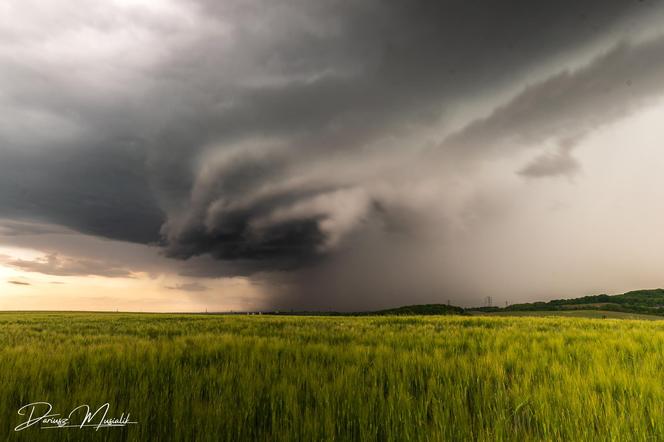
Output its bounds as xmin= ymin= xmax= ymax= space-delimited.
xmin=2 ymin=313 xmax=664 ymax=440
xmin=477 ymin=309 xmax=664 ymax=320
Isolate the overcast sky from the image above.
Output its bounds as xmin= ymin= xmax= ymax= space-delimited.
xmin=2 ymin=0 xmax=664 ymax=311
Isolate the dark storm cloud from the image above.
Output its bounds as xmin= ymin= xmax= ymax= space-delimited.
xmin=150 ymin=0 xmax=657 ymax=269
xmin=2 ymin=0 xmax=664 ymax=308
xmin=171 ymin=0 xmax=651 ymax=153
xmin=0 ymin=146 xmax=163 ymax=243
xmin=159 ymin=148 xmax=332 ymax=267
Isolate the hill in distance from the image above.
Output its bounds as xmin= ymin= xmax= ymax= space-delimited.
xmin=371 ymin=304 xmax=466 ymax=316
xmin=469 ymin=288 xmax=664 ymax=317
xmin=264 ymin=289 xmax=664 ymax=317
xmin=370 ymin=289 xmax=664 ymax=317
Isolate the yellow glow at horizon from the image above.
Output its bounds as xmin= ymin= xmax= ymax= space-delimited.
xmin=0 ymin=264 xmax=265 ymax=312
xmin=0 ymin=242 xmax=267 ymax=312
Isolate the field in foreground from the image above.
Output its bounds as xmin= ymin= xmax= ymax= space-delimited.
xmin=2 ymin=314 xmax=664 ymax=441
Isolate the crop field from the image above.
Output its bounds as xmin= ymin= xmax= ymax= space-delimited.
xmin=2 ymin=313 xmax=664 ymax=441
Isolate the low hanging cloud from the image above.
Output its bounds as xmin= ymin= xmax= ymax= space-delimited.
xmin=0 ymin=253 xmax=134 ymax=278
xmin=166 ymin=282 xmax=209 ymax=292
xmin=0 ymin=219 xmax=67 ymax=237
xmin=518 ymin=138 xmax=580 ymax=179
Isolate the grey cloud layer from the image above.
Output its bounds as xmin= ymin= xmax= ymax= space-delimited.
xmin=0 ymin=253 xmax=134 ymax=278
xmin=442 ymin=37 xmax=664 ymax=176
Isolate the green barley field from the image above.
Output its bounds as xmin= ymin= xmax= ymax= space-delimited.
xmin=3 ymin=313 xmax=664 ymax=441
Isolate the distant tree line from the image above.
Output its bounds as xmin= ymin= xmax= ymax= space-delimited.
xmin=468 ymin=289 xmax=664 ymax=316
